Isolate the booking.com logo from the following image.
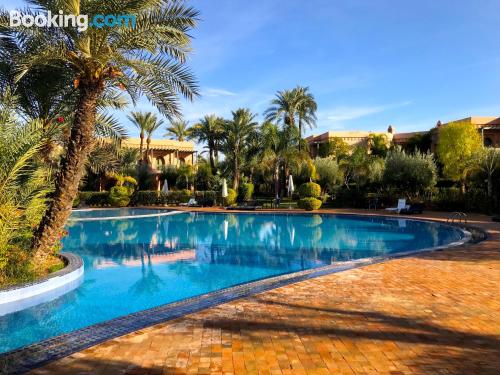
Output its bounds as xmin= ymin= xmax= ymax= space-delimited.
xmin=9 ymin=10 xmax=136 ymax=32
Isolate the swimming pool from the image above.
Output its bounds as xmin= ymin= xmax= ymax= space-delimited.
xmin=0 ymin=210 xmax=466 ymax=354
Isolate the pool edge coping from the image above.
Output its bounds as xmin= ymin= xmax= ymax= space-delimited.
xmin=0 ymin=216 xmax=476 ymax=374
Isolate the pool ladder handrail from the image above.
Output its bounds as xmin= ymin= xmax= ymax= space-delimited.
xmin=446 ymin=212 xmax=468 ymax=223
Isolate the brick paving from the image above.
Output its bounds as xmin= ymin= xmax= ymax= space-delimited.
xmin=31 ymin=211 xmax=500 ymax=375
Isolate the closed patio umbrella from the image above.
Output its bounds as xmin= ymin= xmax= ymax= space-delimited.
xmin=288 ymin=175 xmax=294 ymax=197
xmin=162 ymin=180 xmax=169 ymax=193
xmin=287 ymin=175 xmax=295 ymax=209
xmin=221 ymin=178 xmax=228 ymax=206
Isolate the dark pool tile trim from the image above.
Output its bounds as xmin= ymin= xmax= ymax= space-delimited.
xmin=0 ymin=227 xmax=472 ymax=374
xmin=0 ymin=253 xmax=82 ymax=293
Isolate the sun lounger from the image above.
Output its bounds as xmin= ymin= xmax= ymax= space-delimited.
xmin=226 ymin=200 xmax=263 ymax=211
xmin=399 ymin=203 xmax=424 ymax=214
xmin=385 ymin=199 xmax=409 ymax=214
xmin=179 ymin=198 xmax=200 ymax=207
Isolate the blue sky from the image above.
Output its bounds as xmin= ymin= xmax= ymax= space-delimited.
xmin=2 ymin=0 xmax=500 ymax=140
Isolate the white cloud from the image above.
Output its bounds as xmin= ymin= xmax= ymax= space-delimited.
xmin=319 ymin=101 xmax=412 ymax=123
xmin=201 ymin=87 xmax=237 ymax=97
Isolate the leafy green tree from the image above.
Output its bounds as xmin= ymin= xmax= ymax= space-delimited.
xmin=437 ymin=121 xmax=482 ymax=193
xmin=1 ymin=0 xmax=199 ymax=258
xmin=165 ymin=120 xmax=191 ymax=142
xmin=383 ymin=148 xmax=437 ymax=198
xmin=221 ymin=108 xmax=258 ymax=190
xmin=313 ymin=157 xmax=343 ymax=194
xmin=191 ymin=115 xmax=225 ymax=173
xmin=318 ymin=137 xmax=351 ymax=160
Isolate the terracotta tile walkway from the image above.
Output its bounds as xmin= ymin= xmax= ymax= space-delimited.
xmin=32 ymin=211 xmax=500 ymax=375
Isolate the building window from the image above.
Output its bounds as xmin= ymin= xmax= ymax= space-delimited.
xmin=484 ymin=137 xmax=493 ymax=147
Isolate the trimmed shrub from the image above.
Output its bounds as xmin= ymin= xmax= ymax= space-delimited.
xmin=298 ymin=197 xmax=322 ymax=211
xmin=298 ymin=182 xmax=321 ymax=199
xmin=131 ymin=191 xmax=161 ymax=206
xmin=180 ymin=189 xmax=191 ymax=203
xmin=81 ymin=191 xmax=109 ymax=206
xmin=226 ymin=188 xmax=237 ymax=205
xmin=109 ymin=186 xmax=132 ymax=207
xmin=238 ymin=183 xmax=254 ymax=202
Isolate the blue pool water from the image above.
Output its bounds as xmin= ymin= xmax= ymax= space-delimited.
xmin=0 ymin=210 xmax=465 ymax=353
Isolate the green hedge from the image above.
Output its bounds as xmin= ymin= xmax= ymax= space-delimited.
xmin=130 ymin=190 xmax=218 ymax=206
xmin=298 ymin=197 xmax=322 ymax=211
xmin=298 ymin=182 xmax=321 ymax=199
xmin=79 ymin=191 xmax=109 ymax=206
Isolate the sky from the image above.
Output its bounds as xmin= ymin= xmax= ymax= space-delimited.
xmin=2 ymin=0 xmax=500 ymax=142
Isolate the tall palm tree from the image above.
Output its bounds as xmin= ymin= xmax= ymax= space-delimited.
xmin=1 ymin=0 xmax=199 ymax=259
xmin=264 ymin=89 xmax=299 ymax=129
xmin=264 ymin=86 xmax=317 ymax=150
xmin=144 ymin=114 xmax=164 ymax=164
xmin=221 ymin=108 xmax=258 ymax=190
xmin=191 ymin=115 xmax=224 ymax=173
xmin=165 ymin=119 xmax=190 ymax=141
xmin=128 ymin=112 xmax=162 ymax=163
xmin=295 ymin=86 xmax=317 ymax=141
xmin=260 ymin=122 xmax=303 ymax=198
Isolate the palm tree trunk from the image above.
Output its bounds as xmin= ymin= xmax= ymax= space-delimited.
xmin=33 ymin=82 xmax=102 ymax=261
xmin=298 ymin=118 xmax=303 ymax=151
xmin=145 ymin=139 xmax=151 ymax=164
xmin=139 ymin=134 xmax=144 ymax=165
xmin=233 ymin=156 xmax=239 ymax=190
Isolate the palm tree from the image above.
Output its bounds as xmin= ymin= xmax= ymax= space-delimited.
xmin=128 ymin=112 xmax=152 ymax=162
xmin=264 ymin=86 xmax=317 ymax=150
xmin=295 ymin=86 xmax=317 ymax=141
xmin=1 ymin=1 xmax=199 ymax=259
xmin=0 ymin=92 xmax=54 ymax=276
xmin=165 ymin=119 xmax=191 ymax=141
xmin=144 ymin=114 xmax=164 ymax=164
xmin=191 ymin=115 xmax=224 ymax=173
xmin=221 ymin=108 xmax=258 ymax=190
xmin=260 ymin=122 xmax=303 ymax=198
xmin=264 ymin=89 xmax=299 ymax=129
xmin=473 ymin=148 xmax=500 ymax=198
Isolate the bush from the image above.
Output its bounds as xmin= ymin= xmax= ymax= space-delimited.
xmin=298 ymin=197 xmax=322 ymax=211
xmin=383 ymin=148 xmax=437 ymax=197
xmin=298 ymin=182 xmax=321 ymax=199
xmin=313 ymin=157 xmax=343 ymax=194
xmin=225 ymin=188 xmax=237 ymax=205
xmin=194 ymin=191 xmax=217 ymax=207
xmin=195 ymin=163 xmax=214 ymax=191
xmin=131 ymin=191 xmax=161 ymax=206
xmin=238 ymin=183 xmax=254 ymax=202
xmin=109 ymin=186 xmax=132 ymax=207
xmin=180 ymin=189 xmax=191 ymax=203
xmin=81 ymin=191 xmax=109 ymax=206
